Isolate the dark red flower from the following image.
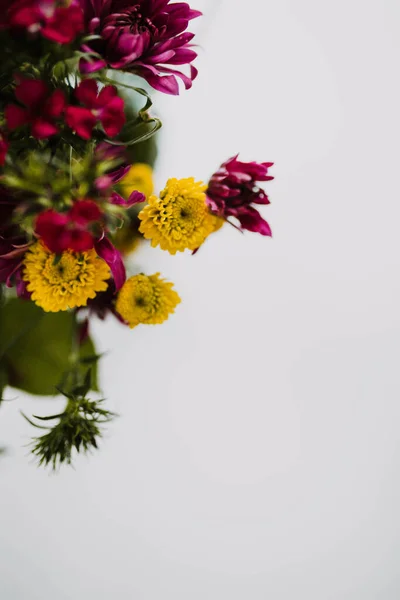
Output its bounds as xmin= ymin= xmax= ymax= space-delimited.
xmin=0 ymin=131 xmax=9 ymax=166
xmin=5 ymin=78 xmax=66 ymax=139
xmin=5 ymin=0 xmax=84 ymax=44
xmin=69 ymin=198 xmax=103 ymax=224
xmin=79 ymin=0 xmax=201 ymax=95
xmin=35 ymin=210 xmax=68 ymax=254
xmin=66 ymin=79 xmax=125 ymax=140
xmin=206 ymin=155 xmax=274 ymax=236
xmin=35 ymin=200 xmax=103 ymax=253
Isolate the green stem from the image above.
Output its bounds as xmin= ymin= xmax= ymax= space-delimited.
xmin=57 ymin=312 xmax=81 ymax=394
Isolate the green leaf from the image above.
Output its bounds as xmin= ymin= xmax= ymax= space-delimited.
xmin=0 ymin=299 xmax=99 ymax=396
xmin=79 ymin=352 xmax=104 ymax=365
xmin=105 ymin=117 xmax=162 ymax=147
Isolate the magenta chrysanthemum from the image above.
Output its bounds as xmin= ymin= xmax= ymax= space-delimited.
xmin=206 ymin=156 xmax=274 ymax=237
xmin=79 ymin=0 xmax=201 ymax=94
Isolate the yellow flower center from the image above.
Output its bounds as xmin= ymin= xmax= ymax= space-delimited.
xmin=42 ymin=253 xmax=85 ymax=287
xmin=23 ymin=242 xmax=110 ymax=312
xmin=138 ymin=177 xmax=215 ymax=254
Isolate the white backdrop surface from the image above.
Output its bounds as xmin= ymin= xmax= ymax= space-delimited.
xmin=1 ymin=1 xmax=400 ymax=598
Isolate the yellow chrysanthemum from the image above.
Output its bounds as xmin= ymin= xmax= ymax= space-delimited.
xmin=119 ymin=163 xmax=154 ymax=200
xmin=138 ymin=177 xmax=215 ymax=254
xmin=115 ymin=273 xmax=181 ymax=328
xmin=23 ymin=242 xmax=110 ymax=313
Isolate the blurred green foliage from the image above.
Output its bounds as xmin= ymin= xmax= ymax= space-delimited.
xmin=0 ymin=298 xmax=98 ymax=397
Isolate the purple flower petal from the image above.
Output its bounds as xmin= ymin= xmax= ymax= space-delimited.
xmin=95 ymin=237 xmax=126 ymax=290
xmin=109 ymin=164 xmax=131 ymax=184
xmin=110 ymin=190 xmax=145 ymax=206
xmin=79 ymin=57 xmax=107 ymax=74
xmin=15 ymin=270 xmax=31 ymax=299
xmin=127 ymin=190 xmax=146 ymax=206
xmin=237 ymin=207 xmax=272 ymax=237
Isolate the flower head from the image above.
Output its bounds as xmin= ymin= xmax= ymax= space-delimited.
xmin=66 ymin=79 xmax=125 ymax=140
xmin=139 ymin=177 xmax=214 ymax=254
xmin=35 ymin=200 xmax=103 ymax=254
xmin=5 ymin=0 xmax=84 ymax=43
xmin=206 ymin=155 xmax=274 ymax=236
xmin=79 ymin=0 xmax=201 ymax=94
xmin=23 ymin=242 xmax=110 ymax=312
xmin=5 ymin=78 xmax=66 ymax=139
xmin=115 ymin=273 xmax=180 ymax=328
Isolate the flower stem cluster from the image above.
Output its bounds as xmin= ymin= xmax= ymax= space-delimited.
xmin=24 ymin=380 xmax=115 ymax=469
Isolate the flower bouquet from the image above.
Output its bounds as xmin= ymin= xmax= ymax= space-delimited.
xmin=0 ymin=0 xmax=274 ymax=468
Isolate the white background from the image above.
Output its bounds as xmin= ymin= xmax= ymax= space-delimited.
xmin=1 ymin=0 xmax=400 ymax=598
